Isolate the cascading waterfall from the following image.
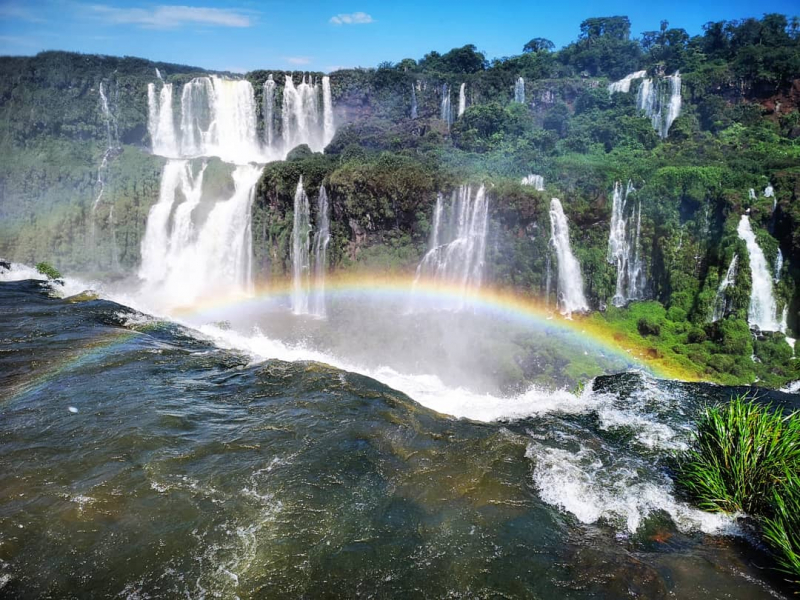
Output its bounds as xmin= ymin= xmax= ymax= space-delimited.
xmin=635 ymin=72 xmax=682 ymax=138
xmin=609 ymin=71 xmax=681 ymax=138
xmin=549 ymin=198 xmax=589 ymax=317
xmin=711 ymin=254 xmax=738 ymax=322
xmin=607 ymin=181 xmax=646 ymax=306
xmin=139 ymin=160 xmax=207 ymax=285
xmin=147 ymin=81 xmax=178 ymax=156
xmin=311 ymin=186 xmax=331 ymax=317
xmin=607 ymin=70 xmax=648 ymax=94
xmin=458 ymin=83 xmax=466 ymax=117
xmin=291 ymin=177 xmax=312 ymax=315
xmin=515 ymin=77 xmax=525 ymax=104
xmin=440 ymin=84 xmax=452 ymax=125
xmin=521 ymin=174 xmax=545 ymax=191
xmin=263 ymin=75 xmax=276 ymax=149
xmin=749 ymin=188 xmax=757 ymax=201
xmin=148 ymin=73 xmax=335 ymax=162
xmin=410 ymin=83 xmax=418 ymax=119
xmin=282 ymin=75 xmax=326 ymax=154
xmin=737 ymin=215 xmax=780 ymax=331
xmin=92 ymin=81 xmax=119 ymax=213
xmin=414 ymin=185 xmax=488 ymax=307
xmin=141 ymin=73 xmax=337 ymax=305
xmin=775 ymin=249 xmax=783 ymax=283
xmin=322 ymin=76 xmax=334 ymax=147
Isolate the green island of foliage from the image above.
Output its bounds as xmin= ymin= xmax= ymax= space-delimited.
xmin=0 ymin=14 xmax=799 ymax=388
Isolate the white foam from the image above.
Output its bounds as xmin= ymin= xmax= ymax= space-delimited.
xmin=526 ymin=443 xmax=738 ymax=535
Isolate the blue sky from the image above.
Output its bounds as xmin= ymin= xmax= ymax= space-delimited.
xmin=0 ymin=0 xmax=796 ymax=73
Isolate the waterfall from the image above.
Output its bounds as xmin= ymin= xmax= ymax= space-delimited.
xmin=549 ymin=198 xmax=588 ymax=317
xmin=607 ymin=70 xmax=648 ymax=94
xmin=291 ymin=177 xmax=312 ymax=315
xmin=440 ymin=84 xmax=452 ymax=125
xmin=147 ymin=81 xmax=178 ymax=156
xmin=139 ymin=160 xmax=207 ymax=284
xmin=414 ymin=185 xmax=488 ymax=306
xmin=155 ymin=68 xmax=163 ymax=81
xmin=179 ymin=76 xmax=214 ymax=157
xmin=764 ymin=184 xmax=774 ymax=198
xmin=282 ymin=75 xmax=325 ymax=154
xmin=92 ymin=82 xmax=118 ymax=212
xmin=711 ymin=254 xmax=738 ymax=322
xmin=141 ymin=74 xmax=337 ymax=306
xmin=109 ymin=206 xmax=120 ymax=272
xmin=775 ymin=249 xmax=783 ymax=283
xmin=263 ymin=75 xmax=276 ymax=149
xmin=148 ymin=74 xmax=335 ymax=162
xmin=748 ymin=188 xmax=757 ymax=201
xmin=410 ymin=83 xmax=418 ymax=119
xmin=515 ymin=77 xmax=525 ymax=104
xmin=521 ymin=174 xmax=544 ymax=191
xmin=311 ymin=186 xmax=331 ymax=317
xmin=544 ymin=252 xmax=552 ymax=308
xmin=322 ymin=76 xmax=334 ymax=147
xmin=607 ymin=181 xmax=646 ymax=306
xmin=458 ymin=83 xmax=466 ymax=117
xmin=737 ymin=216 xmax=780 ymax=331
xmin=635 ymin=72 xmax=681 ymax=138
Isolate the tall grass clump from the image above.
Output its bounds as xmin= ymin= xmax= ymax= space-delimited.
xmin=677 ymin=395 xmax=800 ymax=588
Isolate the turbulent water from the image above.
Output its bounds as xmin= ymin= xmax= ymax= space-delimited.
xmin=458 ymin=82 xmax=467 ymax=117
xmin=1 ymin=274 xmax=798 ymax=598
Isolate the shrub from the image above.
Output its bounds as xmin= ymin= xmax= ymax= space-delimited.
xmin=677 ymin=396 xmax=800 ymax=587
xmin=637 ymin=316 xmax=661 ymax=336
xmin=35 ymin=262 xmax=62 ymax=280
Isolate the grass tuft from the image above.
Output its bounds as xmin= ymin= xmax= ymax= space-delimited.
xmin=676 ymin=395 xmax=800 ymax=589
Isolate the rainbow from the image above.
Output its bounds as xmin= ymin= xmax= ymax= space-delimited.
xmin=3 ymin=274 xmax=699 ymax=406
xmin=175 ymin=274 xmax=695 ymax=381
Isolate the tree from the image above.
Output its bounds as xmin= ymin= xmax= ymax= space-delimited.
xmin=579 ymin=16 xmax=631 ymax=41
xmin=523 ymin=38 xmax=555 ymax=53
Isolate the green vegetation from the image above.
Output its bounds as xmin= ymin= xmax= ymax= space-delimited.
xmin=35 ymin=261 xmax=62 ymax=280
xmin=677 ymin=396 xmax=800 ymax=587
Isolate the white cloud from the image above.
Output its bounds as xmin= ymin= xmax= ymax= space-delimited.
xmin=86 ymin=4 xmax=254 ymax=29
xmin=284 ymin=56 xmax=311 ymax=65
xmin=0 ymin=2 xmax=47 ymax=22
xmin=329 ymin=12 xmax=373 ymax=25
